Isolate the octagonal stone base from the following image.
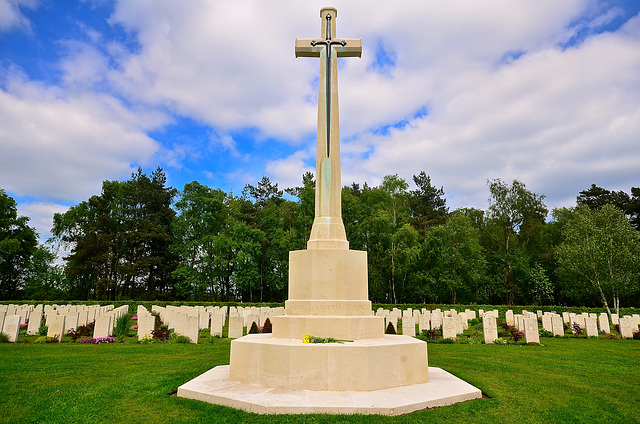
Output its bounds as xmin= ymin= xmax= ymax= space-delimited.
xmin=228 ymin=334 xmax=427 ymax=391
xmin=177 ymin=365 xmax=482 ymax=416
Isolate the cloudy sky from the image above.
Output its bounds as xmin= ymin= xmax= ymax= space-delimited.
xmin=1 ymin=0 xmax=639 ymax=242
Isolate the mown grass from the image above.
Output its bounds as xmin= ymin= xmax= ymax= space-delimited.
xmin=0 ymin=337 xmax=638 ymax=423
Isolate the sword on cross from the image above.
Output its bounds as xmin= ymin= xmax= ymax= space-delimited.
xmin=295 ymin=8 xmax=362 ymax=158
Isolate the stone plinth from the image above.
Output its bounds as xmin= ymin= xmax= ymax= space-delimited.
xmin=178 ymin=366 xmax=481 ymax=416
xmin=229 ymin=334 xmax=427 ymax=392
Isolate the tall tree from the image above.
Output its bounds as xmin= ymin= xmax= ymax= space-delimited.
xmin=577 ymin=184 xmax=630 ymax=211
xmin=0 ymin=189 xmax=38 ymax=299
xmin=556 ymin=204 xmax=640 ymax=317
xmin=408 ymin=171 xmax=448 ymax=236
xmin=484 ymin=179 xmax=548 ymax=305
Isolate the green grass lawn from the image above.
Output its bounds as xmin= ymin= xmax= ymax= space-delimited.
xmin=1 ymin=337 xmax=639 ymax=424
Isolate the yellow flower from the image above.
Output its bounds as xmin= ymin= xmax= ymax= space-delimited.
xmin=302 ymin=334 xmax=311 ymax=344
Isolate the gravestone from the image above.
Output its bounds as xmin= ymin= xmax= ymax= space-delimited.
xmin=541 ymin=314 xmax=553 ymax=332
xmin=523 ymin=316 xmax=540 ymax=344
xmin=483 ymin=315 xmax=498 ymax=344
xmin=585 ymin=315 xmax=598 ymax=337
xmin=619 ymin=316 xmax=633 ymax=339
xmin=210 ymin=313 xmax=224 ymax=337
xmin=611 ymin=313 xmax=619 ymax=325
xmin=442 ymin=316 xmax=457 ymax=340
xmin=598 ymin=313 xmax=610 ymax=334
xmin=65 ymin=312 xmax=79 ymax=333
xmin=47 ymin=314 xmax=66 ymax=342
xmin=0 ymin=310 xmax=6 ymax=336
xmin=402 ymin=316 xmax=415 ymax=337
xmin=27 ymin=307 xmax=43 ymax=336
xmin=431 ymin=311 xmax=442 ymax=330
xmin=175 ymin=313 xmax=199 ymax=344
xmin=137 ymin=314 xmax=156 ymax=341
xmin=227 ymin=315 xmax=243 ymax=339
xmin=2 ymin=315 xmax=21 ymax=342
xmin=551 ymin=314 xmax=564 ymax=337
xmin=418 ymin=313 xmax=430 ymax=333
xmin=93 ymin=315 xmax=112 ymax=339
xmin=505 ymin=310 xmax=514 ymax=326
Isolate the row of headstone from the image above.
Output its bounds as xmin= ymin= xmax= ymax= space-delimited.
xmin=145 ymin=305 xmax=286 ymax=342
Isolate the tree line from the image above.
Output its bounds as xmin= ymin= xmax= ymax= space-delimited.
xmin=1 ymin=168 xmax=639 ymax=313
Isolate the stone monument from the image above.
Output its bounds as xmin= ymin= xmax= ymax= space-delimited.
xmin=177 ymin=8 xmax=481 ymax=414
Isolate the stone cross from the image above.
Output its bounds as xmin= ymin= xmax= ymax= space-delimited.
xmin=295 ymin=7 xmax=361 ymax=249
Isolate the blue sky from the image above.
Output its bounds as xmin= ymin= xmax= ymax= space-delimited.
xmin=1 ymin=0 xmax=640 ymax=242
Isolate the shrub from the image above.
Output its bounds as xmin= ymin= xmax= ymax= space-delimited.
xmin=511 ymin=328 xmax=525 ymax=343
xmin=34 ymin=336 xmax=58 ymax=344
xmin=385 ymin=322 xmax=396 ymax=334
xmin=614 ymin=324 xmax=620 ymax=333
xmin=421 ymin=327 xmax=441 ymax=340
xmin=633 ymin=331 xmax=640 ymax=340
xmin=539 ymin=329 xmax=553 ymax=338
xmin=175 ymin=335 xmax=192 ymax=344
xmin=572 ymin=322 xmax=583 ymax=336
xmin=0 ymin=332 xmax=9 ymax=343
xmin=248 ymin=321 xmax=260 ymax=334
xmin=494 ymin=337 xmax=509 ymax=345
xmin=37 ymin=323 xmax=48 ymax=336
xmin=152 ymin=325 xmax=172 ymax=342
xmin=113 ymin=314 xmax=130 ymax=341
xmin=469 ymin=318 xmax=479 ymax=326
xmin=605 ymin=333 xmax=619 ymax=340
xmin=262 ymin=318 xmax=272 ymax=333
xmin=441 ymin=338 xmax=455 ymax=344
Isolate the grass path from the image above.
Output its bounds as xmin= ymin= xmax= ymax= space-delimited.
xmin=1 ymin=338 xmax=638 ymax=423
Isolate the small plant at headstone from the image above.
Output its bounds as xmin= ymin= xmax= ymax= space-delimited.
xmin=441 ymin=338 xmax=455 ymax=344
xmin=80 ymin=337 xmax=115 ymax=344
xmin=113 ymin=315 xmax=130 ymax=341
xmin=614 ymin=324 xmax=620 ymax=333
xmin=605 ymin=333 xmax=619 ymax=340
xmin=539 ymin=329 xmax=553 ymax=338
xmin=151 ymin=325 xmax=172 ymax=342
xmin=385 ymin=322 xmax=396 ymax=334
xmin=469 ymin=318 xmax=479 ymax=326
xmin=19 ymin=323 xmax=28 ymax=336
xmin=261 ymin=318 xmax=272 ymax=333
xmin=248 ymin=321 xmax=260 ymax=334
xmin=571 ymin=323 xmax=583 ymax=336
xmin=494 ymin=337 xmax=509 ymax=345
xmin=175 ymin=335 xmax=192 ymax=344
xmin=34 ymin=336 xmax=58 ymax=344
xmin=633 ymin=331 xmax=640 ymax=340
xmin=0 ymin=332 xmax=9 ymax=343
xmin=421 ymin=327 xmax=441 ymax=340
xmin=510 ymin=328 xmax=525 ymax=343
xmin=37 ymin=323 xmax=48 ymax=336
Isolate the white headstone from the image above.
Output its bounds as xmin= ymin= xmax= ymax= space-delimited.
xmin=585 ymin=315 xmax=598 ymax=337
xmin=93 ymin=315 xmax=112 ymax=339
xmin=598 ymin=313 xmax=610 ymax=334
xmin=47 ymin=314 xmax=66 ymax=342
xmin=137 ymin=314 xmax=156 ymax=341
xmin=505 ymin=310 xmax=514 ymax=326
xmin=27 ymin=307 xmax=43 ymax=336
xmin=483 ymin=315 xmax=498 ymax=344
xmin=402 ymin=316 xmax=415 ymax=337
xmin=228 ymin=315 xmax=244 ymax=339
xmin=210 ymin=313 xmax=224 ymax=337
xmin=175 ymin=313 xmax=199 ymax=344
xmin=2 ymin=315 xmax=21 ymax=342
xmin=442 ymin=316 xmax=456 ymax=340
xmin=541 ymin=314 xmax=553 ymax=332
xmin=551 ymin=314 xmax=564 ymax=337
xmin=523 ymin=316 xmax=540 ymax=344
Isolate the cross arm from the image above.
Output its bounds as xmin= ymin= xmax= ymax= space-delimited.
xmin=295 ymin=38 xmax=362 ymax=58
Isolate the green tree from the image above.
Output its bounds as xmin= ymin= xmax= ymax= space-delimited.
xmin=483 ymin=179 xmax=548 ymax=305
xmin=425 ymin=211 xmax=486 ymax=304
xmin=556 ymin=204 xmax=640 ymax=316
xmin=408 ymin=171 xmax=448 ymax=236
xmin=0 ymin=189 xmax=39 ymax=299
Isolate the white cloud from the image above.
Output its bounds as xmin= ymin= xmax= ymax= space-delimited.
xmin=0 ymin=70 xmax=163 ymax=202
xmin=17 ymin=201 xmax=68 ymax=242
xmin=0 ymin=0 xmax=37 ymax=33
xmin=265 ymin=149 xmax=314 ymax=191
